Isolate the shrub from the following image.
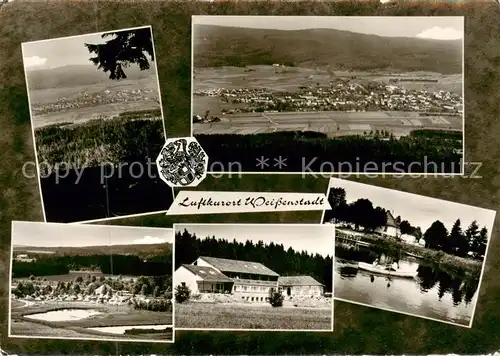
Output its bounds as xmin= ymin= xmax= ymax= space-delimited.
xmin=268 ymin=289 xmax=284 ymax=307
xmin=175 ymin=284 xmax=191 ymax=303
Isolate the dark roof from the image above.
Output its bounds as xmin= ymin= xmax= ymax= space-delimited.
xmin=198 ymin=256 xmax=279 ymax=277
xmin=180 ymin=264 xmax=234 ymax=283
xmin=278 ymin=276 xmax=324 ymax=286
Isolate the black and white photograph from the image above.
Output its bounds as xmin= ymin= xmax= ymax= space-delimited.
xmin=9 ymin=221 xmax=174 ymax=342
xmin=22 ymin=26 xmax=173 ymax=223
xmin=191 ymin=16 xmax=464 ymax=174
xmin=322 ymin=178 xmax=495 ymax=327
xmin=173 ymin=223 xmax=334 ymax=331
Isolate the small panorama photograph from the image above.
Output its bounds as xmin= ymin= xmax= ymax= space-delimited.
xmin=9 ymin=221 xmax=174 ymax=343
xmin=173 ymin=223 xmax=334 ymax=331
xmin=192 ymin=16 xmax=464 ymax=174
xmin=22 ymin=26 xmax=173 ymax=223
xmin=322 ymin=178 xmax=496 ymax=327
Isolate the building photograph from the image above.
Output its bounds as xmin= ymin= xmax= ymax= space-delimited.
xmin=323 ymin=177 xmax=496 ymax=327
xmin=173 ymin=223 xmax=334 ymax=331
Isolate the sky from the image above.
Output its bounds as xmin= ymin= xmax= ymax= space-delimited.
xmin=193 ymin=16 xmax=464 ymax=40
xmin=22 ymin=26 xmax=153 ymax=71
xmin=175 ymin=224 xmax=334 ymax=257
xmin=327 ymin=178 xmax=497 ymax=235
xmin=12 ymin=221 xmax=173 ymax=247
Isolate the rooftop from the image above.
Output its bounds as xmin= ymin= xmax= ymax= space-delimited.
xmin=278 ymin=276 xmax=324 ymax=286
xmin=198 ymin=256 xmax=280 ymax=277
xmin=181 ymin=264 xmax=234 ymax=283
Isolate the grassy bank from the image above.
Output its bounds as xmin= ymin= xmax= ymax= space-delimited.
xmin=351 ymin=232 xmax=483 ymax=276
xmin=175 ymin=302 xmax=332 ymax=330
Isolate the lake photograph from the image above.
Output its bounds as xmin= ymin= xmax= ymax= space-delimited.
xmin=323 ymin=178 xmax=496 ymax=327
xmin=9 ymin=221 xmax=174 ymax=343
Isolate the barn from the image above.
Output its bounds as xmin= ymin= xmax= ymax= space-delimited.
xmin=278 ymin=276 xmax=324 ymax=297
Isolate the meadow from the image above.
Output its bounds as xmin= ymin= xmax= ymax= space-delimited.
xmin=193 ymin=66 xmax=461 ymax=98
xmin=175 ymin=302 xmax=332 ymax=330
xmin=10 ymin=301 xmax=173 ymax=341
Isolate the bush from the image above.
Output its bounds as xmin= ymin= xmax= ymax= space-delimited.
xmin=268 ymin=289 xmax=284 ymax=307
xmin=175 ymin=284 xmax=191 ymax=303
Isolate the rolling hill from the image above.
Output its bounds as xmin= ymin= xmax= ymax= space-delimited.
xmin=13 ymin=243 xmax=172 ymax=257
xmin=25 ymin=64 xmax=156 ymax=90
xmin=193 ymin=25 xmax=462 ymax=74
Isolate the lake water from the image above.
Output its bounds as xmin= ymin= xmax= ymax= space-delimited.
xmin=87 ymin=324 xmax=172 ymax=335
xmin=24 ymin=309 xmax=102 ymax=322
xmin=335 ymin=249 xmax=480 ymax=326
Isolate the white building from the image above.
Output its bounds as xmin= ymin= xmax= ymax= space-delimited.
xmin=175 ymin=256 xmax=280 ymax=302
xmin=278 ymin=276 xmax=324 ymax=297
xmin=375 ymin=211 xmax=400 ymax=238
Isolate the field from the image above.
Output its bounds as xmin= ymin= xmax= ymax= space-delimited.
xmin=10 ymin=301 xmax=173 ymax=341
xmin=175 ymin=302 xmax=332 ymax=330
xmin=193 ymin=110 xmax=462 ymax=137
xmin=30 ymin=75 xmax=161 ymax=129
xmin=193 ymin=66 xmax=462 ymax=95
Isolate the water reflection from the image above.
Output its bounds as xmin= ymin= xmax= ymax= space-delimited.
xmin=335 ymin=245 xmax=480 ymax=325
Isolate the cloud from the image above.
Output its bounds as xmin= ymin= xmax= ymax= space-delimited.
xmin=416 ymin=27 xmax=463 ymax=40
xmin=132 ymin=236 xmax=166 ymax=245
xmin=24 ymin=56 xmax=47 ymax=68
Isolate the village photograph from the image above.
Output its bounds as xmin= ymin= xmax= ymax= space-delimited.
xmin=9 ymin=221 xmax=174 ymax=342
xmin=22 ymin=26 xmax=173 ymax=223
xmin=173 ymin=223 xmax=334 ymax=331
xmin=322 ymin=178 xmax=495 ymax=327
xmin=191 ymin=16 xmax=464 ymax=174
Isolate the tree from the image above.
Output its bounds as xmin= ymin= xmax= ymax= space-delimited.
xmin=153 ymin=286 xmax=160 ymax=298
xmin=399 ymin=220 xmax=412 ymax=235
xmin=73 ymin=284 xmax=81 ymax=294
xmin=268 ymin=289 xmax=284 ymax=307
xmin=446 ymin=219 xmax=469 ymax=257
xmin=85 ymin=27 xmax=154 ymax=80
xmin=424 ymin=220 xmax=448 ymax=251
xmin=465 ymin=221 xmax=481 ymax=256
xmin=325 ymin=187 xmax=347 ymax=222
xmin=175 ymin=284 xmax=191 ymax=303
xmin=471 ymin=226 xmax=488 ymax=258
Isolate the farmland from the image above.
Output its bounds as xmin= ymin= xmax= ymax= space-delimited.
xmin=192 ymin=67 xmax=463 ymax=173
xmin=175 ymin=301 xmax=332 ymax=330
xmin=193 ymin=110 xmax=462 ymax=138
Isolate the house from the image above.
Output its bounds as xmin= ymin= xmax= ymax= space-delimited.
xmin=174 ymin=264 xmax=234 ymax=294
xmin=278 ymin=276 xmax=324 ymax=297
xmin=175 ymin=256 xmax=281 ymax=302
xmin=15 ymin=254 xmax=36 ymax=262
xmin=375 ymin=211 xmax=400 ymax=238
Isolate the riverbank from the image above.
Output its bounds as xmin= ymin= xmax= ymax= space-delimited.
xmin=337 ymin=229 xmax=483 ymax=276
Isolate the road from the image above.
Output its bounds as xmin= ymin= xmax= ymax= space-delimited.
xmin=192 ymin=111 xmax=463 ymax=137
